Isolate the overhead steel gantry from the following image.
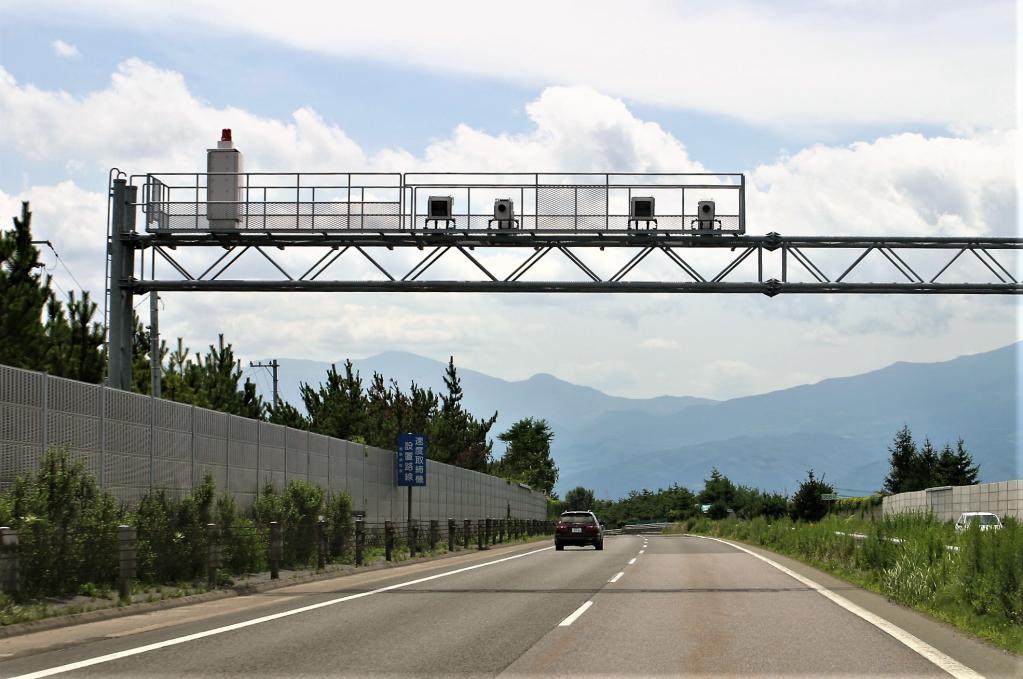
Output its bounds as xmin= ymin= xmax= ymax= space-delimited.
xmin=106 ymin=169 xmax=1023 ymax=391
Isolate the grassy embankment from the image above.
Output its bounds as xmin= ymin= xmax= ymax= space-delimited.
xmin=667 ymin=514 xmax=1022 ymax=654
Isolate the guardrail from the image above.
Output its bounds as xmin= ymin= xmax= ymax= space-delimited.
xmin=622 ymin=522 xmax=668 ymax=534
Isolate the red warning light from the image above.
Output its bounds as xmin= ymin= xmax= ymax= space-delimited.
xmin=221 ymin=128 xmax=232 ymax=142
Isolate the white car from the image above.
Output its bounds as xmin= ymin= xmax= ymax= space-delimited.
xmin=954 ymin=512 xmax=1003 ymax=532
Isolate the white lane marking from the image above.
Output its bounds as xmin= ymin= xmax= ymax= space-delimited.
xmin=628 ymin=557 xmax=637 ymax=565
xmin=558 ymin=600 xmax=593 ymax=627
xmin=608 ymin=571 xmax=625 ymax=583
xmin=687 ymin=535 xmax=983 ymax=679
xmin=639 ymin=549 xmax=645 ymax=554
xmin=11 ymin=546 xmax=555 ymax=679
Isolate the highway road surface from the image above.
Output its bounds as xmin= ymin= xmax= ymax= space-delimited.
xmin=1 ymin=534 xmax=1019 ymax=678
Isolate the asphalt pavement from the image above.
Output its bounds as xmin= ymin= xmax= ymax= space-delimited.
xmin=0 ymin=534 xmax=1018 ymax=678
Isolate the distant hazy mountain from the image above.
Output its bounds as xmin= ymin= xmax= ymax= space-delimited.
xmin=244 ymin=351 xmax=713 ymax=449
xmin=246 ymin=344 xmax=1021 ymax=499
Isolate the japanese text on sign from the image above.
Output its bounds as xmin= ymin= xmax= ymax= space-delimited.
xmin=396 ymin=433 xmax=427 ymax=486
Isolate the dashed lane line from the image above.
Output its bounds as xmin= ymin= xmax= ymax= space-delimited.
xmin=608 ymin=572 xmax=625 ymax=583
xmin=558 ymin=601 xmax=594 ymax=627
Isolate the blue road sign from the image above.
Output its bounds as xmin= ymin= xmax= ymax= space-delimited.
xmin=396 ymin=433 xmax=427 ymax=487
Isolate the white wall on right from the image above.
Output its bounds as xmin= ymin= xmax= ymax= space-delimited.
xmin=883 ymin=480 xmax=1022 ymax=522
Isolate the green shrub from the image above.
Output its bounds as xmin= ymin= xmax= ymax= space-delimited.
xmin=215 ymin=494 xmax=265 ymax=574
xmin=135 ymin=475 xmax=216 ymax=584
xmin=252 ymin=479 xmax=325 ymax=568
xmin=324 ymin=491 xmax=353 ymax=563
xmin=3 ymin=448 xmax=124 ymax=597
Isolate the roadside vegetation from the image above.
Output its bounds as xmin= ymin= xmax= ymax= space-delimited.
xmin=0 ymin=448 xmax=550 ymax=626
xmin=0 ymin=449 xmax=352 ymax=622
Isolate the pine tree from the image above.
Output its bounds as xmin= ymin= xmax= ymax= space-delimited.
xmin=951 ymin=438 xmax=980 ymax=485
xmin=264 ymin=401 xmax=310 ymax=428
xmin=0 ymin=202 xmax=49 ymax=369
xmin=301 ymin=360 xmax=366 ymax=441
xmin=494 ymin=418 xmax=559 ymax=494
xmin=698 ymin=468 xmax=737 ymax=519
xmin=364 ymin=372 xmax=397 ymax=449
xmin=935 ymin=443 xmax=959 ymax=486
xmin=790 ymin=469 xmax=834 ymax=522
xmin=42 ymin=290 xmax=106 ymax=383
xmin=911 ymin=437 xmax=939 ymax=491
xmin=432 ymin=357 xmax=497 ymax=470
xmin=883 ymin=425 xmax=917 ymax=494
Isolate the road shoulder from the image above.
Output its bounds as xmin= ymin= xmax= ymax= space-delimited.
xmin=673 ymin=534 xmax=1022 ymax=679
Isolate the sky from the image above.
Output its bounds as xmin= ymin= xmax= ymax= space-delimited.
xmin=0 ymin=0 xmax=1019 ymax=402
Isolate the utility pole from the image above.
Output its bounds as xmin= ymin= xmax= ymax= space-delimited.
xmin=250 ymin=359 xmax=280 ymax=409
xmin=149 ymin=292 xmax=161 ymax=398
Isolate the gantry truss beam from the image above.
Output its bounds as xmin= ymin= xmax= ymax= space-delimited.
xmin=105 ymin=176 xmax=1020 ymax=394
xmin=127 ymin=232 xmax=1023 ymax=296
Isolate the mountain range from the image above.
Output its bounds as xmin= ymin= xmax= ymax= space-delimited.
xmin=244 ymin=343 xmax=1021 ymax=498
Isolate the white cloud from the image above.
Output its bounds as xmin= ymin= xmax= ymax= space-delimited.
xmin=8 ymin=0 xmax=1015 ymax=129
xmin=51 ymin=39 xmax=80 ymax=59
xmin=639 ymin=338 xmax=679 ymax=351
xmin=0 ymin=59 xmax=1017 ymax=399
xmin=749 ymin=131 xmax=1017 ymax=238
xmin=0 ymin=182 xmax=107 ymax=298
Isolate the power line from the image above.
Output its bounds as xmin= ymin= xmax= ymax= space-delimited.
xmin=31 ymin=240 xmax=86 ymax=293
xmin=250 ymin=360 xmax=280 ymax=410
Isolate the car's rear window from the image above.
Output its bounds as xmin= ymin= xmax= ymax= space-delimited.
xmin=561 ymin=514 xmax=595 ymax=524
xmin=978 ymin=515 xmax=1000 ymax=525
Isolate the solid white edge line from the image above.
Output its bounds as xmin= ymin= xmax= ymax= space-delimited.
xmin=628 ymin=557 xmax=637 ymax=565
xmin=608 ymin=571 xmax=624 ymax=583
xmin=558 ymin=600 xmax=593 ymax=627
xmin=11 ymin=545 xmax=555 ymax=679
xmin=685 ymin=534 xmax=983 ymax=679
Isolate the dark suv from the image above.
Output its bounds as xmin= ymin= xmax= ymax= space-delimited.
xmin=555 ymin=511 xmax=604 ymax=550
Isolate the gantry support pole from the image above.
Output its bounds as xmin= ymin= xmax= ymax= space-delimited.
xmin=107 ymin=179 xmax=136 ymax=391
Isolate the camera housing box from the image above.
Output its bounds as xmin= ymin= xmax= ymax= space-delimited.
xmin=493 ymin=198 xmax=515 ymax=229
xmin=630 ymin=196 xmax=655 ymax=220
xmin=696 ymin=200 xmax=717 ymax=230
xmin=428 ymin=196 xmax=454 ymax=220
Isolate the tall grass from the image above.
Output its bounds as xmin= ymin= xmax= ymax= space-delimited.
xmin=671 ymin=514 xmax=1023 ymax=653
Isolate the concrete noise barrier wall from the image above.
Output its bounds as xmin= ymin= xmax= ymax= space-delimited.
xmin=883 ymin=480 xmax=1022 ymax=521
xmin=0 ymin=364 xmax=547 ymax=522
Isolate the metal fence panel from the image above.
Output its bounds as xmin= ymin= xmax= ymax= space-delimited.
xmin=0 ymin=364 xmax=549 ymax=520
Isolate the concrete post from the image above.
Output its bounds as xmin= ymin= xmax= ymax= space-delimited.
xmin=385 ymin=520 xmax=394 ymax=562
xmin=498 ymin=519 xmax=505 ymax=543
xmin=1 ymin=527 xmax=19 ymax=597
xmin=410 ymin=519 xmax=418 ymax=557
xmin=317 ymin=518 xmax=326 ymax=571
xmin=429 ymin=519 xmax=439 ymax=552
xmin=269 ymin=521 xmax=282 ymax=580
xmin=485 ymin=518 xmax=492 ymax=546
xmin=463 ymin=519 xmax=471 ymax=549
xmin=206 ymin=523 xmax=221 ymax=588
xmin=355 ymin=519 xmax=365 ymax=566
xmin=477 ymin=519 xmax=484 ymax=550
xmin=116 ymin=525 xmax=135 ymax=601
xmin=447 ymin=518 xmax=456 ymax=552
